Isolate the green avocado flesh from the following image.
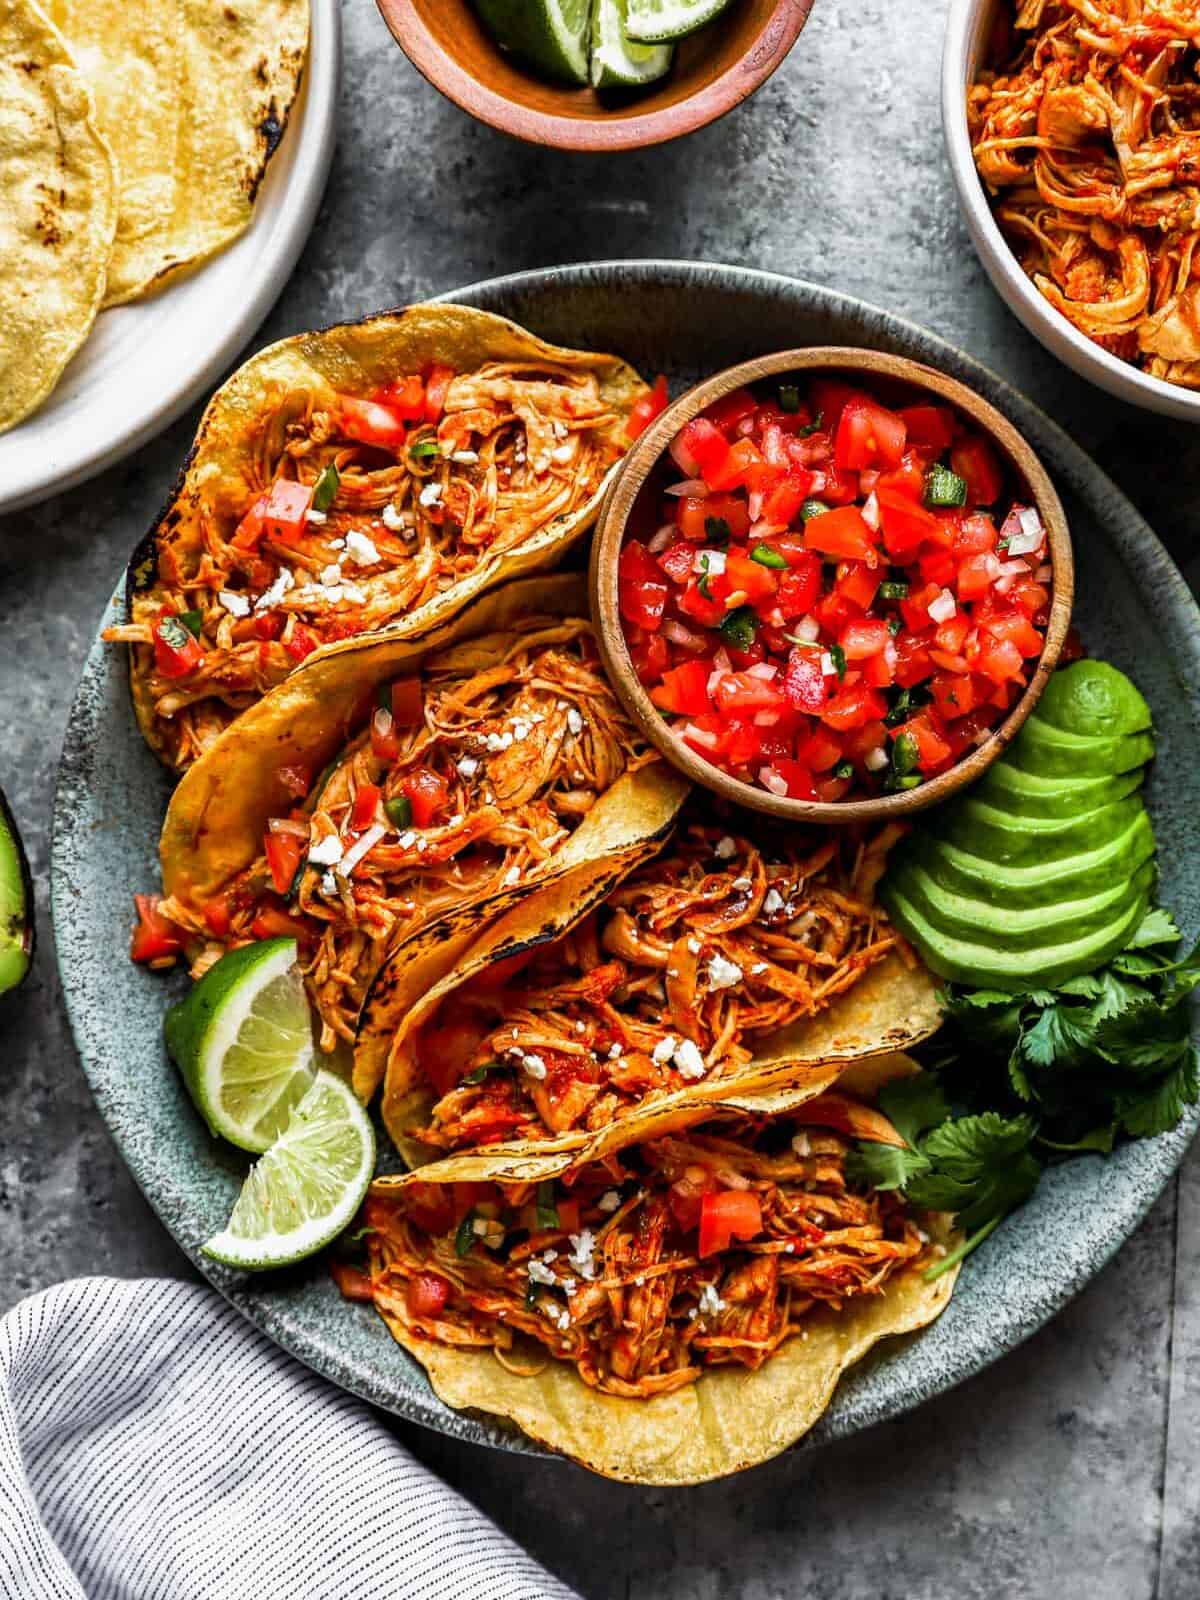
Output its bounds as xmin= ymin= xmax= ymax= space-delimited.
xmin=880 ymin=660 xmax=1158 ymax=991
xmin=0 ymin=789 xmax=33 ymax=995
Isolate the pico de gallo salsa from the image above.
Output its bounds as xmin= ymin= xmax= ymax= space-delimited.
xmin=618 ymin=376 xmax=1055 ymax=803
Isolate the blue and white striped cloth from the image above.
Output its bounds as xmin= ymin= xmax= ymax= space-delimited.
xmin=0 ymin=1278 xmax=575 ymax=1600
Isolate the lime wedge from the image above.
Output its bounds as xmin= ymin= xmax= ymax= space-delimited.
xmin=474 ymin=0 xmax=591 ymax=86
xmin=625 ymin=0 xmax=733 ymax=43
xmin=203 ymin=1071 xmax=375 ymax=1271
xmin=164 ymin=938 xmax=315 ymax=1154
xmin=592 ymin=0 xmax=674 ymax=87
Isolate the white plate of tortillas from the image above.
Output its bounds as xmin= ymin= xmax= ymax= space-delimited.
xmin=0 ymin=0 xmax=339 ymax=512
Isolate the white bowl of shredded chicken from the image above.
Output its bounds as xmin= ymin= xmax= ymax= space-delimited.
xmin=943 ymin=0 xmax=1200 ymax=421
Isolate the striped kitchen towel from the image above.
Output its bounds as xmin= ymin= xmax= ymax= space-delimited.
xmin=0 ymin=1277 xmax=575 ymax=1600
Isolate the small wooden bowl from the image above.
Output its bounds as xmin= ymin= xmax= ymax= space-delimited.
xmin=590 ymin=347 xmax=1075 ymax=824
xmin=375 ymin=0 xmax=815 ymax=152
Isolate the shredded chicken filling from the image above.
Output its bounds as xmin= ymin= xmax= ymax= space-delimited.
xmin=163 ymin=619 xmax=655 ymax=1050
xmin=104 ymin=360 xmax=622 ymax=767
xmin=358 ymin=1122 xmax=933 ymax=1399
xmin=411 ymin=823 xmax=902 ymax=1152
xmin=969 ymin=1 xmax=1200 ymax=384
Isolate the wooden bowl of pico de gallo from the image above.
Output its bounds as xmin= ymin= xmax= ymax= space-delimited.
xmin=590 ymin=347 xmax=1075 ymax=823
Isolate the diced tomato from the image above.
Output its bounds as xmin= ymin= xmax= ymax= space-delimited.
xmin=818 ymin=463 xmax=861 ymax=506
xmin=677 ymin=581 xmax=727 ymax=628
xmin=722 ymin=719 xmax=764 ymax=767
xmin=897 ymin=715 xmax=953 ymax=770
xmin=340 ymin=395 xmax=407 ymax=451
xmin=976 ymin=636 xmax=1025 ymax=684
xmin=776 ymin=553 xmax=822 ymax=617
xmin=713 ymin=671 xmax=785 ymax=715
xmin=698 ymin=1190 xmax=763 ymax=1257
xmin=771 ymin=758 xmax=818 ymax=799
xmin=232 ymin=494 xmax=270 ymax=551
xmin=840 ymin=618 xmax=891 ymax=660
xmin=875 ymin=450 xmax=928 ymax=502
xmin=423 ymin=363 xmax=455 ymax=424
xmin=264 ymin=828 xmax=304 ymax=895
xmin=929 ymin=671 xmax=978 ymax=721
xmin=657 ymin=542 xmax=698 ymax=585
xmin=935 ymin=613 xmax=970 ymax=655
xmin=796 ymin=726 xmax=842 ymax=771
xmin=202 ymin=893 xmax=234 ymax=939
xmin=254 ymin=611 xmax=285 ymax=642
xmin=677 ymin=417 xmax=731 ymax=482
xmin=809 ymin=378 xmax=866 ymax=433
xmin=783 ymin=648 xmax=828 ymax=713
xmin=983 ymin=611 xmax=1044 ymax=658
xmin=761 ymin=473 xmax=813 ymax=526
xmin=956 ymin=553 xmax=995 ymax=601
xmin=627 ymin=625 xmax=672 ymax=686
xmin=417 ymin=1017 xmax=490 ymax=1099
xmin=152 ymin=615 xmax=204 ymax=679
xmin=262 ymin=479 xmax=313 ymax=545
xmin=351 ymin=784 xmax=381 ymax=832
xmin=650 ymin=659 xmax=712 ymax=717
xmin=919 ymin=549 xmax=958 ymax=589
xmin=625 ymin=374 xmax=670 ymax=441
xmin=706 ymin=437 xmax=764 ymax=492
xmin=703 ymin=386 xmax=758 ymax=435
xmin=716 ymin=551 xmax=778 ymax=605
xmin=953 ymin=513 xmax=999 ymax=555
xmin=892 ymin=633 xmax=934 ymax=687
xmin=130 ymin=894 xmax=183 ymax=964
xmin=330 ymin=1261 xmax=375 ymax=1303
xmin=804 ymin=505 xmax=878 ymax=564
xmin=834 ymin=398 xmax=907 ymax=472
xmin=1010 ymin=579 xmax=1050 ymax=619
xmin=401 ymin=767 xmax=450 ymax=827
xmin=899 ymin=404 xmax=956 ymax=452
xmin=371 ymin=707 xmax=401 ymax=763
xmin=277 ymin=764 xmax=310 ymax=800
xmin=876 ymin=486 xmax=941 ymax=559
xmin=407 ymin=1273 xmax=450 ymax=1319
xmin=951 ymin=434 xmax=1004 ymax=506
xmin=389 ymin=677 xmax=424 ymax=727
xmin=820 ymin=684 xmax=888 ymax=730
xmin=834 ymin=560 xmax=880 ymax=611
xmin=618 ymin=540 xmax=669 ymax=632
xmin=250 ymin=902 xmax=310 ymax=941
xmin=842 ymin=719 xmax=889 ymax=761
xmin=375 ymin=374 xmax=426 ymax=421
xmin=284 ymin=624 xmax=319 ymax=663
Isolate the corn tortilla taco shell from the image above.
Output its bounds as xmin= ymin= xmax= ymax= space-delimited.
xmin=122 ymin=303 xmax=647 ymax=768
xmin=0 ymin=0 xmax=116 ymax=435
xmin=44 ymin=0 xmax=308 ymax=305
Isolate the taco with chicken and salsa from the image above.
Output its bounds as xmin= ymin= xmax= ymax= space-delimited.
xmin=153 ymin=575 xmax=688 ymax=1070
xmin=105 ymin=304 xmax=651 ymax=770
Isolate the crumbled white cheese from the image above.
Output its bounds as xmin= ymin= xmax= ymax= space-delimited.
xmin=714 ymin=836 xmax=737 ymax=860
xmin=686 ymin=937 xmax=702 ymax=956
xmin=731 ymin=876 xmax=753 ymax=891
xmin=456 ymin=756 xmax=479 ymax=779
xmin=451 ymin=449 xmax=479 ymax=465
xmin=485 ymin=730 xmax=514 ymax=753
xmin=511 ymin=718 xmax=534 ymax=741
xmin=550 ymin=443 xmax=575 ymax=464
xmin=552 ymin=421 xmax=568 ymax=440
xmin=566 ymin=1230 xmax=597 ymax=1280
xmin=527 ymin=1258 xmax=558 ymax=1287
xmin=706 ymin=952 xmax=743 ymax=990
xmin=305 ymin=508 xmax=327 ymax=525
xmin=320 ymin=563 xmax=343 ymax=585
xmin=545 ymin=1302 xmax=570 ymax=1331
xmin=307 ymin=834 xmax=344 ymax=867
xmin=343 ymin=529 xmax=380 ymax=567
xmin=566 ymin=707 xmax=584 ymax=736
xmin=596 ymin=1190 xmax=621 ymax=1214
xmin=418 ymin=482 xmax=442 ymax=508
xmin=820 ymin=651 xmax=836 ymax=677
xmin=751 ymin=962 xmax=768 ymax=975
xmin=917 ymin=1227 xmax=931 ymax=1245
xmin=673 ymin=1039 xmax=707 ymax=1080
xmin=763 ymin=888 xmax=786 ymax=916
xmin=254 ymin=568 xmax=294 ymax=612
xmin=320 ymin=872 xmax=338 ymax=897
xmin=607 ymin=1042 xmax=623 ymax=1060
xmin=381 ymin=503 xmax=407 ymax=532
xmin=651 ymin=1036 xmax=677 ymax=1066
xmin=218 ymin=590 xmax=250 ymax=618
xmin=396 ymin=830 xmax=416 ymax=849
xmin=791 ymin=1131 xmax=811 ymax=1158
xmin=502 ymin=866 xmax=521 ymax=887
xmin=697 ymin=1282 xmax=726 ymax=1319
xmin=506 ymin=1049 xmax=546 ymax=1080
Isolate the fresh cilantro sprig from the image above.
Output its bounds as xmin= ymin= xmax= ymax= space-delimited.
xmin=846 ymin=906 xmax=1199 ymax=1277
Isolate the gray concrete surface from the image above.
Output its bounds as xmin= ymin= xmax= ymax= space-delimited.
xmin=2 ymin=1 xmax=1199 ymax=1595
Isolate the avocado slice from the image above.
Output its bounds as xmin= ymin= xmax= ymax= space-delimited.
xmin=1007 ymin=719 xmax=1154 ymax=778
xmin=941 ymin=794 xmax=1143 ymax=866
xmin=0 ymin=787 xmax=33 ymax=994
xmin=882 ymin=856 xmax=1155 ymax=953
xmin=1034 ymin=659 xmax=1152 ymax=739
xmin=881 ymin=878 xmax=1152 ymax=991
xmin=977 ymin=762 xmax=1143 ymax=820
xmin=900 ymin=811 xmax=1156 ymax=910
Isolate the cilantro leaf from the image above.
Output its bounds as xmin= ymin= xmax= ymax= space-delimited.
xmin=907 ymin=1112 xmax=1041 ymax=1232
xmin=1019 ymin=1004 xmax=1095 ymax=1070
xmin=1038 ymin=1125 xmax=1117 ymax=1155
xmin=878 ymin=1070 xmax=950 ymax=1148
xmin=1116 ymin=1052 xmax=1199 ymax=1138
xmin=845 ymin=1141 xmax=930 ymax=1193
xmin=1093 ymin=998 xmax=1192 ymax=1073
xmin=1126 ymin=906 xmax=1181 ymax=949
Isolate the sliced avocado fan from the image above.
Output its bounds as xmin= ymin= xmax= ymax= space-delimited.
xmin=880 ymin=661 xmax=1158 ymax=992
xmin=0 ymin=787 xmax=33 ymax=995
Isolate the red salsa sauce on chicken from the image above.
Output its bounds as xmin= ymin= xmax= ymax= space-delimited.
xmin=617 ymin=376 xmax=1053 ymax=802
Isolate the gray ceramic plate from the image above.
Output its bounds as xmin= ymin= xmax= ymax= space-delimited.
xmin=52 ymin=262 xmax=1200 ymax=1464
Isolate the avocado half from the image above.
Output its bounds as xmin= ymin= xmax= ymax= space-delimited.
xmin=880 ymin=661 xmax=1157 ymax=992
xmin=0 ymin=787 xmax=33 ymax=994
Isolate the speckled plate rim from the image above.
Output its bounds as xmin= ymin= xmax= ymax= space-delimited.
xmin=51 ymin=261 xmax=1200 ymax=1470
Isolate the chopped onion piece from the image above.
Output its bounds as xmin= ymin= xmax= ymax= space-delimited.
xmin=861 ymin=490 xmax=881 ymax=532
xmin=663 ymin=477 xmax=708 ymax=499
xmin=749 ymin=518 xmax=783 ymax=541
xmin=864 ymin=746 xmax=889 ymax=772
xmin=713 ymin=648 xmax=733 ymax=675
xmin=662 ymin=620 xmax=704 ymax=649
xmin=668 ymin=434 xmax=700 ymax=477
xmin=820 ymin=651 xmax=836 ymax=676
xmin=758 ymin=766 xmax=790 ymax=797
xmin=753 ymin=710 xmax=782 ymax=727
xmin=736 ymin=415 xmax=757 ymax=437
xmin=858 ymin=469 xmax=880 ymax=495
xmin=747 ymin=491 xmax=764 ymax=522
xmin=681 ymin=722 xmax=719 ymax=751
xmin=647 ymin=522 xmax=675 ymax=553
xmin=927 ymin=588 xmax=957 ymax=624
xmin=707 ymin=665 xmax=728 ymax=698
xmin=1002 ymin=505 xmax=1045 ymax=557
xmin=746 ymin=662 xmax=779 ymax=681
xmin=339 ymin=823 xmax=386 ymax=877
xmin=791 ymin=614 xmax=820 ymax=643
xmin=1036 ymin=563 xmax=1053 ymax=582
